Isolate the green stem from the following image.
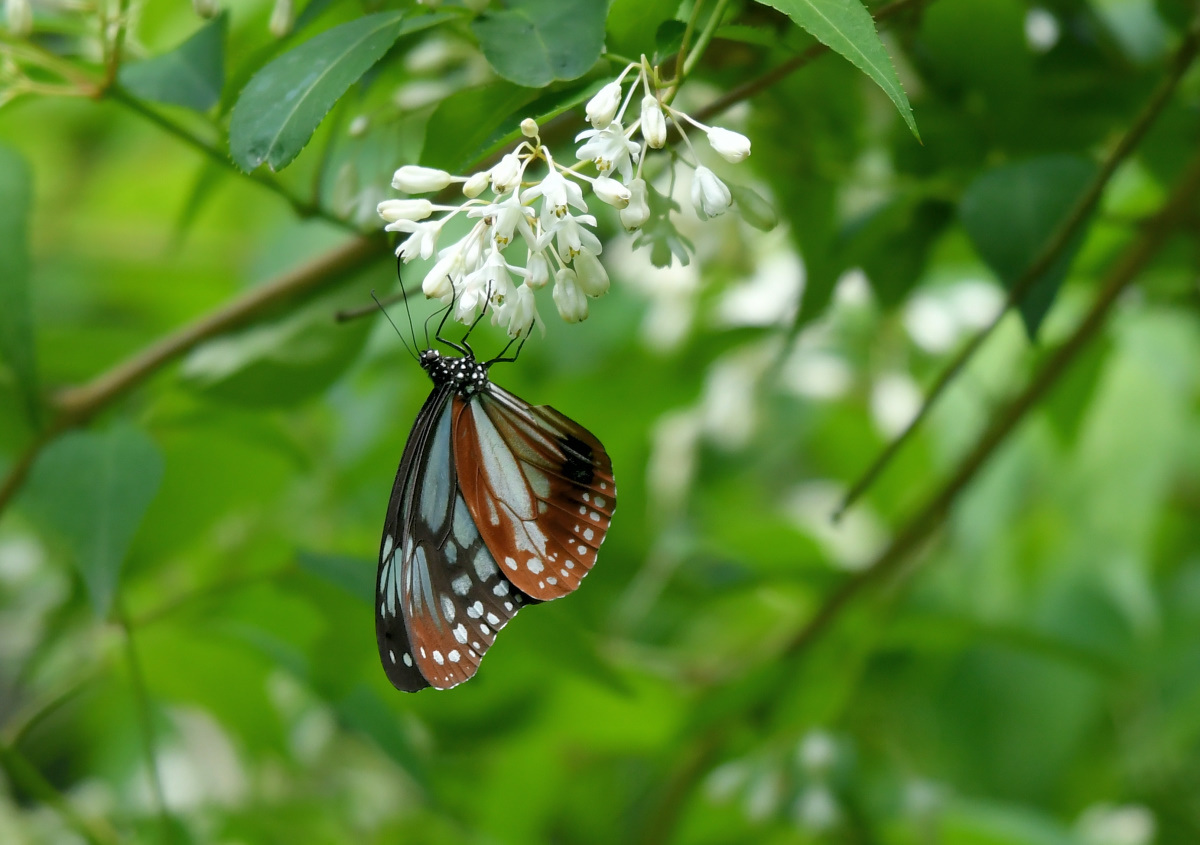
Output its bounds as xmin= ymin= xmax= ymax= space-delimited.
xmin=681 ymin=0 xmax=732 ymax=79
xmin=106 ymin=86 xmax=360 ymax=234
xmin=673 ymin=0 xmax=707 ymax=83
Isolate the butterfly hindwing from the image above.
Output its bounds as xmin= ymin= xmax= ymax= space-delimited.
xmin=377 ymin=386 xmax=526 ymax=691
xmin=452 ymin=386 xmax=616 ymax=602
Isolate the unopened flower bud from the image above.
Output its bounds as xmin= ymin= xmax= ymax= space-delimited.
xmin=6 ymin=0 xmax=33 ymax=36
xmin=640 ymin=95 xmax=667 ymax=149
xmin=391 ymin=165 xmax=453 ymax=193
xmin=691 ymin=166 xmax=731 ymax=220
xmin=463 ymin=171 xmax=489 ymax=198
xmin=573 ymin=251 xmax=610 ymax=297
xmin=585 ymin=81 xmax=623 ymax=129
xmin=377 ymin=198 xmax=433 ymax=223
xmin=620 ymin=178 xmax=650 ymax=230
xmin=520 ymin=118 xmax=539 ymax=138
xmin=525 ymin=251 xmax=550 ymax=289
xmin=592 ymin=175 xmax=631 ymax=209
xmin=552 ymin=268 xmax=588 ymax=322
xmin=706 ymin=126 xmax=751 ymax=163
xmin=268 ymin=0 xmax=293 ymax=38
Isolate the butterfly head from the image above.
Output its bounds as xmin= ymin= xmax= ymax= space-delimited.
xmin=420 ymin=348 xmax=490 ymax=397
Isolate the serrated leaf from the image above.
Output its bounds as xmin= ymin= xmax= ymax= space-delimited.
xmin=23 ymin=425 xmax=164 ymax=617
xmin=0 ymin=145 xmax=39 ymax=427
xmin=471 ymin=0 xmax=606 ymax=87
xmin=118 ymin=10 xmax=228 ymax=111
xmin=755 ymin=0 xmax=919 ymax=139
xmin=230 ymin=10 xmax=453 ymax=172
xmin=960 ymin=155 xmax=1097 ymax=339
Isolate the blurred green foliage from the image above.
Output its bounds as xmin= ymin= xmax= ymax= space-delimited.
xmin=1 ymin=1 xmax=1199 ymax=844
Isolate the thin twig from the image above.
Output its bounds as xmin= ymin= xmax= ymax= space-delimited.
xmin=335 ymin=283 xmax=422 ymax=322
xmin=107 ymin=86 xmax=359 ymax=234
xmin=0 ymin=235 xmax=384 ymax=519
xmin=691 ymin=0 xmax=934 ymax=125
xmin=638 ymin=147 xmax=1200 ymax=844
xmin=834 ymin=17 xmax=1200 ymax=519
xmin=0 ymin=740 xmax=119 ymax=845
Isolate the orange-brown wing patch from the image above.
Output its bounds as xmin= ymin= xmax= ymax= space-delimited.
xmin=453 ymin=388 xmax=615 ymax=602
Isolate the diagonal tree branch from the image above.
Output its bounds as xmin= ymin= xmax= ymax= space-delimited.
xmin=834 ymin=15 xmax=1200 ymax=519
xmin=0 ymin=235 xmax=386 ymax=518
xmin=638 ymin=146 xmax=1200 ymax=845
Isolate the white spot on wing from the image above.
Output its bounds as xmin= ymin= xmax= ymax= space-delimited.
xmin=449 ymin=649 xmax=460 ymax=662
xmin=594 ymin=496 xmax=606 ymax=509
xmin=403 ymin=652 xmax=412 ymax=666
xmin=440 ymin=595 xmax=455 ymax=622
xmin=452 ymin=574 xmax=471 ymax=596
xmin=454 ymin=624 xmax=468 ymax=643
xmin=584 ymin=527 xmax=594 ymax=541
xmin=527 ymin=559 xmax=544 ymax=574
xmin=493 ymin=581 xmax=509 ymax=596
xmin=467 ymin=601 xmax=483 ymax=619
xmin=486 ymin=612 xmax=500 ymax=626
xmin=381 ymin=535 xmax=394 ymax=564
xmin=433 ymin=650 xmax=444 ymax=665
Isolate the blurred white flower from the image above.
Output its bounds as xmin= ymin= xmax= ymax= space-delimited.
xmin=706 ymin=126 xmax=752 ymax=163
xmin=1077 ymin=804 xmax=1156 ymax=845
xmin=691 ymin=166 xmax=732 ymax=220
xmin=797 ymin=730 xmax=838 ymax=775
xmin=552 ymin=268 xmax=588 ymax=322
xmin=268 ymin=0 xmax=293 ymax=37
xmin=793 ymin=785 xmax=840 ymax=832
xmin=871 ymin=372 xmax=922 ymax=437
xmin=640 ymin=94 xmax=667 ymax=148
xmin=5 ymin=0 xmax=32 ymax=37
xmin=392 ymin=165 xmax=454 ymax=193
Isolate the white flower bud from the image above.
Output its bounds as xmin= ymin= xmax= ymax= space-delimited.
xmin=552 ymin=268 xmax=588 ymax=322
xmin=463 ymin=171 xmax=489 ymax=198
xmin=6 ymin=0 xmax=33 ymax=36
xmin=489 ymin=153 xmax=522 ymax=194
xmin=620 ymin=178 xmax=650 ymax=230
xmin=268 ymin=0 xmax=293 ymax=38
xmin=505 ymin=284 xmax=540 ymax=337
xmin=573 ymin=251 xmax=610 ymax=297
xmin=520 ymin=117 xmax=539 ymax=138
xmin=391 ymin=165 xmax=453 ymax=193
xmin=691 ymin=166 xmax=731 ymax=220
xmin=525 ymin=251 xmax=550 ymax=289
xmin=640 ymin=95 xmax=667 ymax=149
xmin=348 ymin=115 xmax=369 ymax=137
xmin=192 ymin=0 xmax=218 ymax=19
xmin=377 ymin=198 xmax=433 ymax=223
xmin=706 ymin=126 xmax=751 ymax=163
xmin=422 ymin=252 xmax=459 ymax=299
xmin=592 ymin=175 xmax=630 ymax=209
xmin=585 ymin=81 xmax=623 ymax=129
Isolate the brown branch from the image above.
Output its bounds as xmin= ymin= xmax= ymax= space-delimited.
xmin=691 ymin=0 xmax=935 ymax=125
xmin=835 ymin=16 xmax=1200 ymax=518
xmin=0 ymin=235 xmax=386 ymax=518
xmin=638 ymin=146 xmax=1200 ymax=844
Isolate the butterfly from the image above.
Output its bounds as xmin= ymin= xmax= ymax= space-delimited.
xmin=374 ymin=311 xmax=615 ymax=691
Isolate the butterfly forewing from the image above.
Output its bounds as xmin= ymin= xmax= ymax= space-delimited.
xmin=377 ymin=387 xmax=526 ymax=691
xmin=452 ymin=386 xmax=616 ymax=602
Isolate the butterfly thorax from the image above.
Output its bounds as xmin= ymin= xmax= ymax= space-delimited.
xmin=419 ymin=349 xmax=490 ymax=397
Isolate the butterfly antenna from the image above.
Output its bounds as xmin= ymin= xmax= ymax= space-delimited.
xmin=371 ymin=290 xmax=419 ymax=362
xmin=395 ymin=255 xmax=420 ymax=354
xmin=485 ymin=321 xmax=532 ymax=367
xmin=460 ymin=282 xmax=494 ymax=359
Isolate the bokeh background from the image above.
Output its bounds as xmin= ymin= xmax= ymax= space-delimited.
xmin=2 ymin=0 xmax=1200 ymax=843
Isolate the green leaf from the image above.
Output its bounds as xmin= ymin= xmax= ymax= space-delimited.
xmin=179 ymin=289 xmax=374 ymax=407
xmin=754 ymin=0 xmax=919 ymax=139
xmin=607 ymin=0 xmax=682 ymax=59
xmin=471 ymin=0 xmax=606 ymax=87
xmin=23 ymin=425 xmax=164 ymax=617
xmin=0 ymin=145 xmax=39 ymax=427
xmin=297 ymin=551 xmax=373 ymax=605
xmin=421 ymin=81 xmax=539 ymax=173
xmin=632 ymin=181 xmax=692 ymax=268
xmin=725 ymin=180 xmax=778 ymax=232
xmin=229 ymin=10 xmax=453 ymax=172
xmin=960 ymin=155 xmax=1097 ymax=339
xmin=841 ymin=196 xmax=954 ymax=307
xmin=118 ymin=10 xmax=228 ymax=111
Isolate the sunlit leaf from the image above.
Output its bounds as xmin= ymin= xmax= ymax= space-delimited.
xmin=23 ymin=425 xmax=164 ymax=617
xmin=471 ymin=0 xmax=606 ymax=87
xmin=118 ymin=10 xmax=228 ymax=111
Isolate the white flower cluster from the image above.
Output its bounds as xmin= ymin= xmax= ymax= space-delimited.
xmin=379 ymin=61 xmax=752 ymax=335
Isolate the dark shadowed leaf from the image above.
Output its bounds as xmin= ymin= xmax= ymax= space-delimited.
xmin=230 ymin=10 xmax=453 ymax=172
xmin=0 ymin=145 xmax=38 ymax=426
xmin=471 ymin=0 xmax=606 ymax=87
xmin=755 ymin=0 xmax=919 ymax=139
xmin=960 ymin=155 xmax=1097 ymax=339
xmin=420 ymin=81 xmax=539 ymax=173
xmin=607 ymin=0 xmax=682 ymax=59
xmin=118 ymin=11 xmax=228 ymax=111
xmin=23 ymin=425 xmax=164 ymax=617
